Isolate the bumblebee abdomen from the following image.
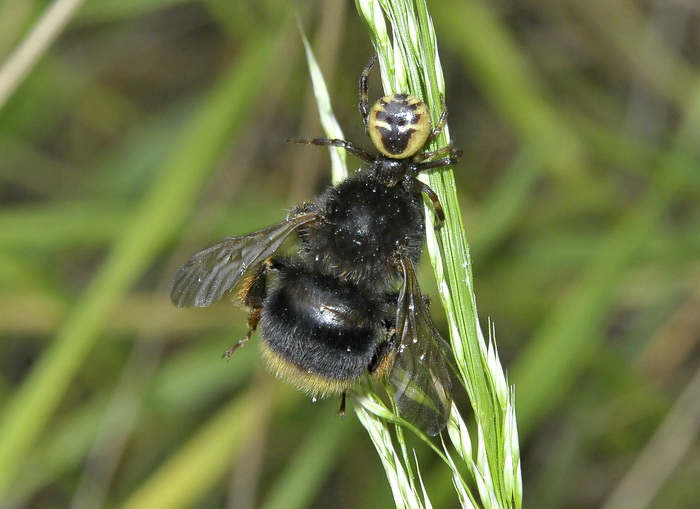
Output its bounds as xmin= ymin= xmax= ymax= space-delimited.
xmin=258 ymin=261 xmax=385 ymax=396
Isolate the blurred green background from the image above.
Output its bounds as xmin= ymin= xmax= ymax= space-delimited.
xmin=1 ymin=0 xmax=699 ymax=507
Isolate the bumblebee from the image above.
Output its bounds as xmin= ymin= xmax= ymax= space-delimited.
xmin=171 ymin=56 xmax=460 ymax=435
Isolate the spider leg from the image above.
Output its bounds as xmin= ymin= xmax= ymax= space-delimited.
xmin=285 ymin=137 xmax=376 ymax=164
xmin=426 ymin=94 xmax=448 ymax=143
xmin=359 ymin=55 xmax=378 ymax=132
xmin=412 ymin=143 xmax=458 ymax=164
xmin=408 ymin=178 xmax=445 ymax=228
xmin=413 ymin=148 xmax=462 ymax=171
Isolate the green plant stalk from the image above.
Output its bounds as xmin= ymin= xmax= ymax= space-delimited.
xmin=353 ymin=0 xmax=522 ymax=507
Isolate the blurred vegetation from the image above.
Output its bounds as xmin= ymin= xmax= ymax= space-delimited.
xmin=0 ymin=0 xmax=699 ymax=508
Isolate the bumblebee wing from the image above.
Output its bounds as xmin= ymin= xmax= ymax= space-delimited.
xmin=170 ymin=212 xmax=316 ymax=308
xmin=389 ymin=256 xmax=452 ymax=436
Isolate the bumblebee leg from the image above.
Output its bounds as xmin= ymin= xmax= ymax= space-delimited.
xmin=223 ymin=260 xmax=272 ymax=360
xmin=368 ymin=335 xmax=397 ymax=379
xmin=359 ymin=54 xmax=378 ymax=131
xmin=223 ymin=306 xmax=261 ymax=360
xmin=284 ymin=137 xmax=375 ymax=164
xmin=338 ymin=392 xmax=347 ymax=419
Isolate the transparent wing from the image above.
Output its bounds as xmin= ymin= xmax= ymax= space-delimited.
xmin=389 ymin=255 xmax=452 ymax=436
xmin=170 ymin=212 xmax=316 ymax=308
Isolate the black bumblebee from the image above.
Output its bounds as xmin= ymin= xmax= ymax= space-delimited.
xmin=171 ymin=56 xmax=460 ymax=435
